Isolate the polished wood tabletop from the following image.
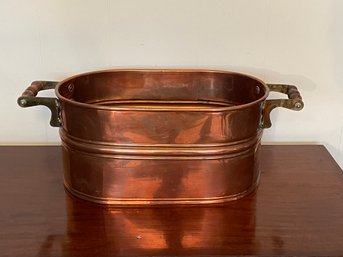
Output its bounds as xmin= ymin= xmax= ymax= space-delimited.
xmin=1 ymin=145 xmax=343 ymax=257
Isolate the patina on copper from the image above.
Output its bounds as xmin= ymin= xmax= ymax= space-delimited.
xmin=18 ymin=69 xmax=303 ymax=205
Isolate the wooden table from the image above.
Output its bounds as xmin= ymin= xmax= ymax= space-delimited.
xmin=1 ymin=145 xmax=343 ymax=257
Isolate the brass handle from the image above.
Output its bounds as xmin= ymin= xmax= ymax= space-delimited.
xmin=17 ymin=81 xmax=61 ymax=127
xmin=262 ymin=84 xmax=304 ymax=128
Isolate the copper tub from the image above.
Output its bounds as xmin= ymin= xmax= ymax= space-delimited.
xmin=18 ymin=69 xmax=303 ymax=205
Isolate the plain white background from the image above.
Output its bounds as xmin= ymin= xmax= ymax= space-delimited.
xmin=1 ymin=0 xmax=343 ymax=168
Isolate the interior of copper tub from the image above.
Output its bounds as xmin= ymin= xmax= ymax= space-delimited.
xmin=57 ymin=71 xmax=267 ymax=109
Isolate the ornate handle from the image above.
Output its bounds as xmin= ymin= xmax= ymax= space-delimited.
xmin=262 ymin=84 xmax=304 ymax=128
xmin=17 ymin=81 xmax=61 ymax=127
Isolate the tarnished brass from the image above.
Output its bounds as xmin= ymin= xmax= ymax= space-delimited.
xmin=17 ymin=69 xmax=303 ymax=205
xmin=261 ymin=84 xmax=304 ymax=128
xmin=18 ymin=81 xmax=61 ymax=127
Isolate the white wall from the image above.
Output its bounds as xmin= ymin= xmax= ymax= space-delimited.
xmin=1 ymin=0 xmax=343 ymax=167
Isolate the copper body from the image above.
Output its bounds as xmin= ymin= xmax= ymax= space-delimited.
xmin=18 ymin=69 xmax=303 ymax=205
xmin=56 ymin=70 xmax=268 ymax=205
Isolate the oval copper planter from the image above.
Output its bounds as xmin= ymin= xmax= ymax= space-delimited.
xmin=18 ymin=69 xmax=303 ymax=205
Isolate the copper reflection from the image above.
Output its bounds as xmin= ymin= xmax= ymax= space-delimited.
xmin=61 ymin=193 xmax=257 ymax=256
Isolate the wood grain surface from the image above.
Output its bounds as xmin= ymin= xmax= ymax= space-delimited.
xmin=0 ymin=145 xmax=343 ymax=257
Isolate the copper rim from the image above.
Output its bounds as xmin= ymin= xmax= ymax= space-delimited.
xmin=55 ymin=69 xmax=269 ymax=112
